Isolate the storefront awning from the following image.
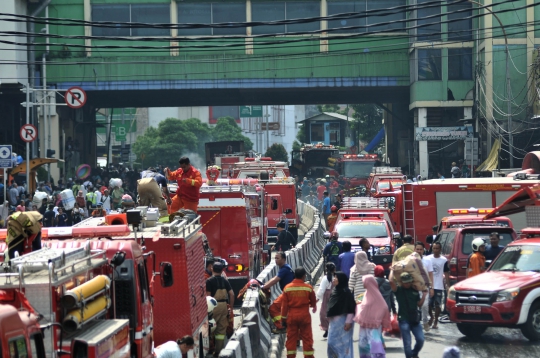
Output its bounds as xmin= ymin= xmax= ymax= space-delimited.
xmin=475 ymin=139 xmax=500 ymax=172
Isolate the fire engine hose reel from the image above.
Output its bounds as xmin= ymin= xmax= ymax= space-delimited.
xmin=63 ymin=295 xmax=111 ymax=333
xmin=61 ymin=275 xmax=111 ymax=309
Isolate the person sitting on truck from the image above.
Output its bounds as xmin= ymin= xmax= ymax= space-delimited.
xmin=392 ymin=235 xmax=415 ymax=264
xmin=165 ymin=157 xmax=203 ymax=213
xmin=484 ymin=232 xmax=504 ymax=263
xmin=467 ymin=238 xmax=486 ymax=278
xmin=323 ymin=232 xmax=343 ymax=267
xmin=273 ymin=221 xmax=296 ymax=252
xmin=154 ymin=335 xmax=194 ymax=358
xmin=206 ymin=262 xmax=235 ymax=357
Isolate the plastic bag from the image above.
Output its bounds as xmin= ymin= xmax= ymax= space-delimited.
xmin=384 ymin=314 xmax=400 ymax=335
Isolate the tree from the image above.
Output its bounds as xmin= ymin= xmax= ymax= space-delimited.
xmin=211 ymin=116 xmax=253 ymax=150
xmin=316 ymin=104 xmax=348 ymax=115
xmin=132 ymin=118 xmax=198 ymax=168
xmin=295 ymin=124 xmax=307 ymax=145
xmin=350 ymin=104 xmax=383 ymax=144
xmin=183 ymin=118 xmax=213 ymax=156
xmin=265 ymin=143 xmax=288 ymax=162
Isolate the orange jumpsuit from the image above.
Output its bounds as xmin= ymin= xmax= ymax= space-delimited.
xmin=467 ymin=252 xmax=486 ymax=278
xmin=281 ymin=279 xmax=316 ymax=358
xmin=269 ymin=294 xmax=284 ymax=329
xmin=326 ymin=213 xmax=338 ymax=233
xmin=166 ymin=166 xmax=202 ymax=213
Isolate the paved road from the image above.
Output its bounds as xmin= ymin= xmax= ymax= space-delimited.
xmin=283 ymin=280 xmax=540 ymax=358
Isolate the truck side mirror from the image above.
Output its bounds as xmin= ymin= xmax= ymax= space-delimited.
xmin=160 ymin=262 xmax=174 ymax=288
xmin=272 ymin=198 xmax=278 ymax=210
xmin=284 ymin=208 xmax=293 ymax=214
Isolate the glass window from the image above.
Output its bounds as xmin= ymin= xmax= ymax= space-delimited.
xmin=367 ymin=0 xmax=406 ymax=32
xmin=448 ymin=3 xmax=472 ymax=41
xmin=418 ymin=49 xmax=442 ymax=80
xmin=252 ymin=2 xmax=286 ymax=35
xmin=286 ymin=2 xmax=320 ymax=32
xmin=9 ymin=336 xmax=28 ymax=358
xmin=178 ymin=3 xmax=212 ymax=36
xmin=212 ymin=3 xmax=247 ymax=35
xmin=417 ymin=0 xmax=441 ymax=41
xmin=448 ymin=48 xmax=472 ymax=80
xmin=336 ymin=221 xmax=389 ymax=238
xmin=442 ymin=232 xmax=455 ymax=256
xmin=138 ymin=262 xmax=149 ymax=303
xmin=461 ymin=231 xmax=514 ymax=255
xmin=178 ymin=3 xmax=246 ymax=36
xmin=310 ymin=123 xmax=325 ymax=141
xmin=490 ymin=245 xmax=540 ymax=272
xmin=328 ymin=1 xmax=366 ymax=34
xmin=131 ymin=4 xmax=170 ymax=36
xmin=92 ymin=5 xmax=130 ymax=36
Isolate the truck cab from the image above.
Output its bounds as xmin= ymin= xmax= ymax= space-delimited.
xmin=340 ymin=154 xmax=382 ymax=187
xmin=447 ymin=238 xmax=540 ymax=341
xmin=0 ymin=304 xmax=45 ymax=358
xmin=334 ymin=198 xmax=399 ymax=270
xmin=435 ymin=225 xmax=517 ymax=284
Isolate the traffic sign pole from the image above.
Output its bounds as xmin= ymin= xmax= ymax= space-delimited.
xmin=25 ymin=85 xmax=30 ymax=189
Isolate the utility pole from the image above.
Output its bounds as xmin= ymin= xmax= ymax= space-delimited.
xmin=265 ymin=105 xmax=270 ymax=152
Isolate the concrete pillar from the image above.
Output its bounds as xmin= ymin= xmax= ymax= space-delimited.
xmin=417 ymin=108 xmax=428 ymax=178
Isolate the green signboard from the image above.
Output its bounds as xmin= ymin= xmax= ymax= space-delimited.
xmin=114 ymin=123 xmax=131 ymax=141
xmin=96 ymin=119 xmax=137 ymax=140
xmin=239 ymin=106 xmax=263 ymax=118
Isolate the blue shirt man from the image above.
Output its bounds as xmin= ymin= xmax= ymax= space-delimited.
xmin=263 ymin=252 xmax=294 ymax=291
xmin=484 ymin=232 xmax=504 ymax=262
xmin=338 ymin=241 xmax=356 ymax=277
xmin=322 ymin=191 xmax=331 ymax=215
xmin=323 ymin=235 xmax=343 ymax=267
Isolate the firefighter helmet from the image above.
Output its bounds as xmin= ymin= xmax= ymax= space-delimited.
xmin=472 ymin=238 xmax=486 ymax=252
xmin=207 ymin=296 xmax=217 ymax=314
xmin=323 ymin=231 xmax=332 ymax=239
xmin=331 ymin=205 xmax=338 ymax=212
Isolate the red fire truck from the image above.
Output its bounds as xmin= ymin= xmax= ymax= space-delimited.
xmin=261 ymin=177 xmax=300 ymax=243
xmin=366 ymin=167 xmax=406 ymax=195
xmin=0 ymin=240 xmax=136 ymax=358
xmin=291 ymin=143 xmax=340 ymax=179
xmin=334 ymin=197 xmax=400 ymax=272
xmin=0 ymin=214 xmax=211 ymax=357
xmin=339 ymin=154 xmax=382 ymax=187
xmin=0 ymin=300 xmax=45 ymax=358
xmin=398 ymin=177 xmax=540 ymax=242
xmin=198 ymin=183 xmax=268 ymax=304
xmin=205 ymin=141 xmax=247 ymax=178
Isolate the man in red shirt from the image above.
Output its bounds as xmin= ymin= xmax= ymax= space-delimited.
xmin=316 ymin=181 xmax=326 ymax=201
xmin=165 ymin=157 xmax=203 ymax=213
xmin=281 ymin=266 xmax=317 ymax=358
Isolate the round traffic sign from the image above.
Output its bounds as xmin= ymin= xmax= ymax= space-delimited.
xmin=20 ymin=124 xmax=38 ymax=143
xmin=65 ymin=86 xmax=87 ymax=109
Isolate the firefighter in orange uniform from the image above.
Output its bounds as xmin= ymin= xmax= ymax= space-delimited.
xmin=165 ymin=156 xmax=203 ymax=213
xmin=326 ymin=205 xmax=338 ymax=232
xmin=281 ymin=266 xmax=317 ymax=358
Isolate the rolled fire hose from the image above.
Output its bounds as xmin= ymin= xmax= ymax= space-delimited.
xmin=61 ymin=275 xmax=111 ymax=309
xmin=63 ymin=295 xmax=111 ymax=333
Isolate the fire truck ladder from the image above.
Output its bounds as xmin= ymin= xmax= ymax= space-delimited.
xmin=341 ymin=197 xmax=391 ymax=210
xmin=372 ymin=167 xmax=402 ymax=174
xmin=402 ymin=184 xmax=415 ymax=238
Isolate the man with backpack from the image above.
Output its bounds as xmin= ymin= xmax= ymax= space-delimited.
xmin=323 ymin=231 xmax=343 ymax=267
xmin=450 ymin=162 xmax=461 ymax=178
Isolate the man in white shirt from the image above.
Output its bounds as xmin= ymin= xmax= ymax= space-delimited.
xmin=101 ymin=189 xmax=111 ymax=211
xmin=415 ymin=242 xmax=434 ymax=332
xmin=154 ymin=336 xmax=194 ymax=358
xmin=426 ymin=242 xmax=450 ymax=329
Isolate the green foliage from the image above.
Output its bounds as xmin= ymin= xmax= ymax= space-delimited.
xmin=132 ymin=116 xmax=254 ymax=169
xmin=212 ymin=117 xmax=253 ymax=150
xmin=316 ymin=104 xmax=348 ymax=115
xmin=292 ymin=140 xmax=302 ymax=152
xmin=265 ymin=143 xmax=288 ymax=162
xmin=36 ymin=167 xmax=48 ymax=182
xmin=350 ymin=104 xmax=383 ymax=143
xmin=295 ymin=124 xmax=307 ymax=145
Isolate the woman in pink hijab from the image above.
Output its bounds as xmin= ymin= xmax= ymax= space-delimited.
xmin=354 ymin=274 xmax=391 ymax=357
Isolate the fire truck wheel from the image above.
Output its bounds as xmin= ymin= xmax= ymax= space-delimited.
xmin=456 ymin=323 xmax=487 ymax=339
xmin=521 ymin=302 xmax=540 ymax=341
